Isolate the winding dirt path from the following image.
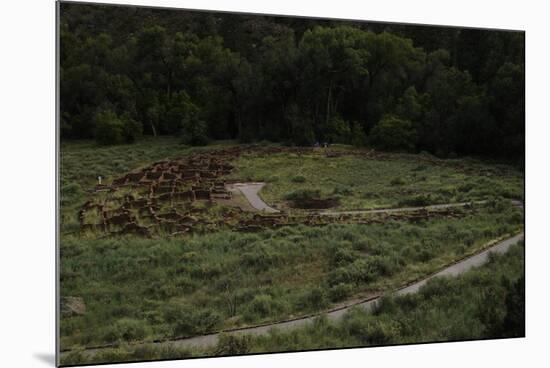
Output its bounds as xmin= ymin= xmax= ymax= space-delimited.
xmin=61 ymin=232 xmax=524 ymax=357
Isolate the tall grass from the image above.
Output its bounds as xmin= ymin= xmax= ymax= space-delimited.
xmin=61 ymin=242 xmax=524 ymax=365
xmin=228 ymin=150 xmax=523 ymax=210
xmin=59 ymin=140 xmax=524 ymax=365
xmin=60 ymin=202 xmax=523 ymax=350
xmin=242 ymin=241 xmax=525 ymax=353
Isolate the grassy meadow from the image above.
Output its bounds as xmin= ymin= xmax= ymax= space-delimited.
xmin=59 ymin=139 xmax=524 ymax=364
xmin=61 ymin=241 xmax=525 ymax=365
xmin=229 ymin=147 xmax=523 ymax=210
xmin=58 ymin=6 xmax=525 ymax=365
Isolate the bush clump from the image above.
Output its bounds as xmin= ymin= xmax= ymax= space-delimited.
xmin=351 ymin=122 xmax=368 ymax=147
xmin=244 ymin=294 xmax=288 ymax=321
xmin=329 ymin=255 xmax=401 ymax=287
xmin=61 ymin=182 xmax=84 ymax=205
xmin=332 ymin=186 xmax=353 ymax=196
xmin=239 ymin=246 xmax=279 ymax=270
xmin=329 ymin=282 xmax=354 ymax=302
xmin=163 ymin=304 xmax=222 ymax=337
xmin=299 ymin=286 xmax=329 ymax=311
xmin=102 ymin=318 xmax=151 ymax=343
xmin=343 ymin=311 xmax=402 ymax=345
xmin=249 ymin=294 xmax=275 ymax=317
xmin=291 ymin=175 xmax=307 ymax=183
xmin=94 ymin=108 xmax=142 ymax=145
xmin=284 ymin=189 xmax=321 ymax=201
xmin=324 ymin=115 xmax=351 ymax=144
xmin=180 ymin=104 xmax=208 ymax=146
xmin=390 ymin=177 xmax=406 ymax=186
xmin=330 ymin=247 xmax=357 ymax=267
xmin=369 ymin=114 xmax=416 ymax=151
xmin=214 ymin=334 xmax=252 ymax=356
xmin=398 ymin=194 xmax=433 ymax=207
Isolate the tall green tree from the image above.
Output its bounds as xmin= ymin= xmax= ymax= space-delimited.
xmin=59 ymin=3 xmax=524 ymax=160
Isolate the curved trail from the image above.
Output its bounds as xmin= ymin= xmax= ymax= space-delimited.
xmin=227 ymin=182 xmax=521 ymax=217
xmin=228 ymin=182 xmax=280 ymax=213
xmin=321 ymin=199 xmax=523 ymax=216
xmin=61 ymin=232 xmax=524 ymax=357
xmin=320 ymin=201 xmax=482 ymax=216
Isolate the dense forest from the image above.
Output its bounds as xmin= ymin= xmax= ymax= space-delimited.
xmin=59 ymin=3 xmax=524 ymax=159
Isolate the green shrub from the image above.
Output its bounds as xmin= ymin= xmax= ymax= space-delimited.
xmin=416 ymin=248 xmax=435 ymax=262
xmin=507 ymin=211 xmax=523 ymax=225
xmin=351 ymin=122 xmax=368 ymax=147
xmin=412 ymin=164 xmax=427 ymax=171
xmin=266 ymin=175 xmax=280 ymax=183
xmin=300 ymin=287 xmax=329 ymax=310
xmin=214 ymin=334 xmax=252 ymax=355
xmin=61 ymin=182 xmax=84 ymax=205
xmin=330 ymin=247 xmax=356 ymax=267
xmin=332 ymin=186 xmax=353 ymax=196
xmin=180 ymin=112 xmax=208 ymax=146
xmin=189 ymin=262 xmax=222 ymax=280
xmin=369 ymin=255 xmax=401 ymax=276
xmin=291 ymin=175 xmax=306 ymax=183
xmin=369 ymin=114 xmax=417 ymax=151
xmin=103 ymin=318 xmax=150 ymax=343
xmin=363 ymin=318 xmax=402 ymax=345
xmin=121 ymin=113 xmax=143 ymax=143
xmin=458 ymin=182 xmax=475 ymax=193
xmin=329 ymin=283 xmax=353 ymax=302
xmin=60 ymin=350 xmax=85 ymax=366
xmin=94 ymin=109 xmax=142 ymax=145
xmin=324 ymin=115 xmax=351 ymax=144
xmin=132 ymin=344 xmax=193 ymax=360
xmin=249 ymin=294 xmax=275 ymax=317
xmin=95 ymin=109 xmax=125 ymax=145
xmin=390 ymin=177 xmax=406 ymax=186
xmin=176 ymin=309 xmax=221 ymax=337
xmin=398 ymin=194 xmax=433 ymax=207
xmin=329 ymin=256 xmax=396 ymax=286
xmin=343 ymin=311 xmax=402 ymax=345
xmin=284 ymin=189 xmax=321 ymax=201
xmin=61 ymin=182 xmax=83 ymax=197
xmin=160 ymin=91 xmax=209 ymax=146
xmin=239 ymin=246 xmax=279 ymax=270
xmin=163 ymin=304 xmax=222 ymax=337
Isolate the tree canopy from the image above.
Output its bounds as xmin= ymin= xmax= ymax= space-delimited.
xmin=60 ymin=3 xmax=524 ymax=160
